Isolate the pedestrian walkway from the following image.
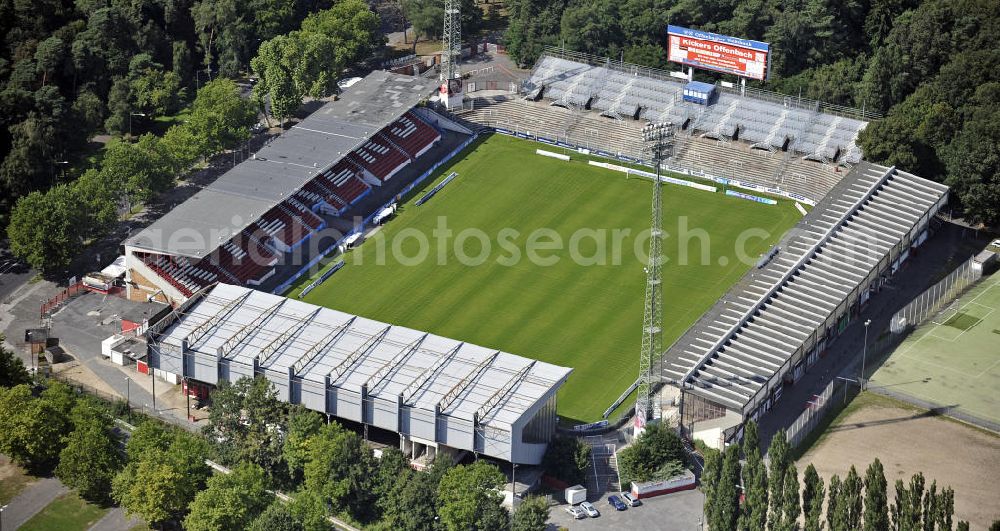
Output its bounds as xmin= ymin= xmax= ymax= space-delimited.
xmin=2 ymin=477 xmax=68 ymax=529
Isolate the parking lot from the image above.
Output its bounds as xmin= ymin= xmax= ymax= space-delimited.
xmin=547 ymin=489 xmax=704 ymax=530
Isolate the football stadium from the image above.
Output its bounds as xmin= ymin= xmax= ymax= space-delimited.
xmin=132 ymin=41 xmax=949 ymax=461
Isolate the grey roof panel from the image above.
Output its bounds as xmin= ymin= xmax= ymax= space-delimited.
xmin=127 ymin=72 xmax=436 ymax=259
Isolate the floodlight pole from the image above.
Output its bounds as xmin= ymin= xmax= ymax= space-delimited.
xmin=861 ymin=319 xmax=871 ymax=390
xmin=636 ymin=122 xmax=674 ymax=430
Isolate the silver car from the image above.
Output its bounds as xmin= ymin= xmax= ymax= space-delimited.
xmin=621 ymin=491 xmax=642 ymax=506
xmin=580 ymin=501 xmax=600 ymax=517
xmin=565 ymin=506 xmax=586 ymax=519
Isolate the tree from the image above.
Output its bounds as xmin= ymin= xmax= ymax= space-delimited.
xmin=740 ymin=421 xmax=768 ymax=531
xmin=827 ymin=474 xmax=842 ymax=531
xmin=128 ymin=53 xmax=185 ymax=117
xmin=921 ymin=481 xmax=937 ymax=531
xmin=835 ymin=466 xmax=863 ymax=531
xmin=702 ymin=447 xmax=722 ymax=523
xmin=864 ymin=459 xmax=889 ymax=531
xmin=956 ymin=522 xmax=969 ymax=531
xmin=55 ymin=412 xmax=123 ymax=503
xmin=437 ymin=461 xmax=509 ymax=531
xmin=7 ymin=184 xmax=90 ymax=272
xmin=802 ymin=464 xmax=824 ymax=531
xmin=251 ymin=31 xmax=335 ymax=126
xmin=935 ymin=486 xmax=955 ymax=531
xmin=113 ymin=429 xmax=212 ymax=526
xmin=513 ymin=495 xmax=550 ymax=531
xmin=541 ymin=435 xmax=591 ymax=485
xmin=617 ymin=422 xmax=687 ymax=486
xmin=188 ymin=78 xmax=257 ymax=154
xmin=284 ymin=404 xmax=324 ymax=487
xmin=767 ymin=429 xmax=791 ymax=531
xmin=100 ymin=135 xmax=176 ymax=203
xmin=0 ymin=383 xmax=73 ymax=473
xmin=74 ymin=168 xmax=121 ymax=233
xmin=907 ymin=473 xmax=926 ymax=531
xmin=114 ymin=458 xmax=189 ymax=526
xmin=248 ymin=501 xmax=304 ymax=531
xmin=300 ymin=0 xmax=384 ymax=67
xmin=382 ymin=456 xmax=452 ymax=531
xmin=104 ymin=76 xmax=131 ymax=134
xmin=184 ymin=463 xmax=271 ymax=531
xmin=205 ymin=376 xmax=287 ymax=479
xmin=892 ymin=479 xmax=910 ymax=531
xmin=372 ymin=446 xmax=409 ymax=503
xmin=289 ymin=488 xmax=331 ymax=531
xmin=302 ymin=422 xmax=377 ymax=519
xmin=0 ymin=337 xmax=31 ymax=388
xmin=161 ymin=124 xmax=204 ymax=171
xmin=711 ymin=444 xmax=741 ymax=531
xmin=776 ymin=464 xmax=800 ymax=531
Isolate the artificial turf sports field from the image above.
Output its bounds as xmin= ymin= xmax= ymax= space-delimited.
xmin=870 ymin=270 xmax=1000 ymax=427
xmin=289 ymin=134 xmax=801 ymax=422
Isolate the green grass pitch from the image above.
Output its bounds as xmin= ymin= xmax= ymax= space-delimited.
xmin=871 ymin=271 xmax=1000 ymax=426
xmin=290 ymin=134 xmax=802 ymax=422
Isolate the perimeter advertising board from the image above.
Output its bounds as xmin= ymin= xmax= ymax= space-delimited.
xmin=667 ymin=25 xmax=770 ymax=80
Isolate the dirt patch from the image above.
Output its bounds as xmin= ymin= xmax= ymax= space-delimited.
xmin=0 ymin=455 xmax=37 ymax=504
xmin=798 ymin=398 xmax=1000 ymax=528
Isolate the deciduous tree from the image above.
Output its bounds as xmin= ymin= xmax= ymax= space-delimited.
xmin=437 ymin=461 xmax=509 ymax=531
xmin=184 ymin=462 xmax=271 ymax=531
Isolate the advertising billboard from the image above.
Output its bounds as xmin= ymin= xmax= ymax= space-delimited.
xmin=667 ymin=25 xmax=770 ymax=81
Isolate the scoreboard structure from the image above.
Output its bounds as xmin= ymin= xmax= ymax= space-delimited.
xmin=667 ymin=25 xmax=770 ymax=81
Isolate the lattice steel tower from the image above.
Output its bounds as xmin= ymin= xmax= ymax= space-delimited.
xmin=439 ymin=0 xmax=463 ymax=108
xmin=636 ymin=122 xmax=674 ymax=430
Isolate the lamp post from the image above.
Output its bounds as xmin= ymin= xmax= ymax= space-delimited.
xmin=862 ymin=319 xmax=872 ymax=390
xmin=124 ymin=376 xmax=131 ymax=421
xmin=129 ymin=112 xmax=146 ymax=140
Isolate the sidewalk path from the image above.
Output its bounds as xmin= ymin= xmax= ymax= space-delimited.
xmin=88 ymin=507 xmax=143 ymax=531
xmin=2 ymin=477 xmax=68 ymax=529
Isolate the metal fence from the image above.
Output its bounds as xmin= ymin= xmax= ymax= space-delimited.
xmin=890 ymin=255 xmax=982 ymax=333
xmin=786 ymin=377 xmax=840 ymax=448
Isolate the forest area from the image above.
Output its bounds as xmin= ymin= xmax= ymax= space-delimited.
xmin=0 ymin=0 xmax=383 ymax=272
xmin=505 ymin=0 xmax=1000 ymax=226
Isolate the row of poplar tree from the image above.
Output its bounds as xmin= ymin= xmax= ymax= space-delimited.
xmin=701 ymin=422 xmax=975 ymax=531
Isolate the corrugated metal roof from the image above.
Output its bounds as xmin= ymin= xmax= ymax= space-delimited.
xmin=156 ymin=284 xmax=572 ymax=429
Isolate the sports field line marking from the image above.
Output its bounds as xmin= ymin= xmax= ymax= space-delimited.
xmin=893 ymin=350 xmax=984 ymax=378
xmin=947 ymin=306 xmax=993 ymax=342
xmin=974 ymin=356 xmax=1000 ymax=379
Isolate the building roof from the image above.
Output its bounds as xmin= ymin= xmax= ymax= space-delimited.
xmin=155 ymin=284 xmax=573 ymax=430
xmin=685 ymin=81 xmax=716 ymax=92
xmin=661 ymin=162 xmax=948 ymax=414
xmin=126 ymin=71 xmax=437 ymax=259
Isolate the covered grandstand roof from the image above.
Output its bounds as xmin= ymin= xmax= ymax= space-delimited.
xmin=127 ymin=71 xmax=437 ymax=260
xmin=661 ymin=162 xmax=948 ymax=414
xmin=155 ymin=283 xmax=572 ymax=430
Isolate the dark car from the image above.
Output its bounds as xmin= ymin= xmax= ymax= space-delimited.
xmin=608 ymin=495 xmax=628 ymax=511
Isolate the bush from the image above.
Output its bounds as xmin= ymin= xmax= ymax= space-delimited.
xmin=617 ymin=423 xmax=687 ymax=487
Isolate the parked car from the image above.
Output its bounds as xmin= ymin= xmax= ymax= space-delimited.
xmin=580 ymin=501 xmax=600 ymax=517
xmin=608 ymin=495 xmax=628 ymax=511
xmin=565 ymin=506 xmax=586 ymax=519
xmin=621 ymin=491 xmax=642 ymax=507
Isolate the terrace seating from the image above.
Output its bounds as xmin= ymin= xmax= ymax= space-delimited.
xmin=322 ymin=163 xmax=370 ymax=204
xmin=349 ymin=138 xmax=409 ymax=181
xmin=384 ymin=112 xmax=441 ymax=158
xmin=210 ymin=229 xmax=278 ymax=285
xmin=140 ymin=253 xmax=219 ymax=297
xmin=257 ymin=202 xmax=321 ymax=250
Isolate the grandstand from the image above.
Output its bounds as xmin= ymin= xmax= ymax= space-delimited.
xmin=660 ymin=162 xmax=948 ymax=440
xmin=456 ymin=49 xmax=879 ymax=204
xmin=124 ymin=71 xmax=451 ymax=305
xmin=150 ymin=283 xmax=571 ymax=464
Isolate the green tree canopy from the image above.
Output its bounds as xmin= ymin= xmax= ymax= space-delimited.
xmin=437 ymin=460 xmax=509 ymax=531
xmin=184 ymin=462 xmax=271 ymax=531
xmin=204 ymin=376 xmax=287 ymax=480
xmin=0 ymin=336 xmax=31 ymax=388
xmin=188 ymin=78 xmax=258 ymax=154
xmin=512 ymin=495 xmax=550 ymax=531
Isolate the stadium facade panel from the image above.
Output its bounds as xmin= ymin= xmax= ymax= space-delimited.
xmin=150 ymin=283 xmax=572 ymax=464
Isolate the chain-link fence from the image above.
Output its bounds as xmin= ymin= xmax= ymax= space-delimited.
xmin=786 ymin=377 xmax=840 ymax=448
xmin=890 ymin=256 xmax=982 ymax=334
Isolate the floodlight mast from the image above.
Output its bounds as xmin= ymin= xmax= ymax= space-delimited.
xmin=439 ymin=0 xmax=463 ymax=109
xmin=635 ymin=122 xmax=674 ymax=432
